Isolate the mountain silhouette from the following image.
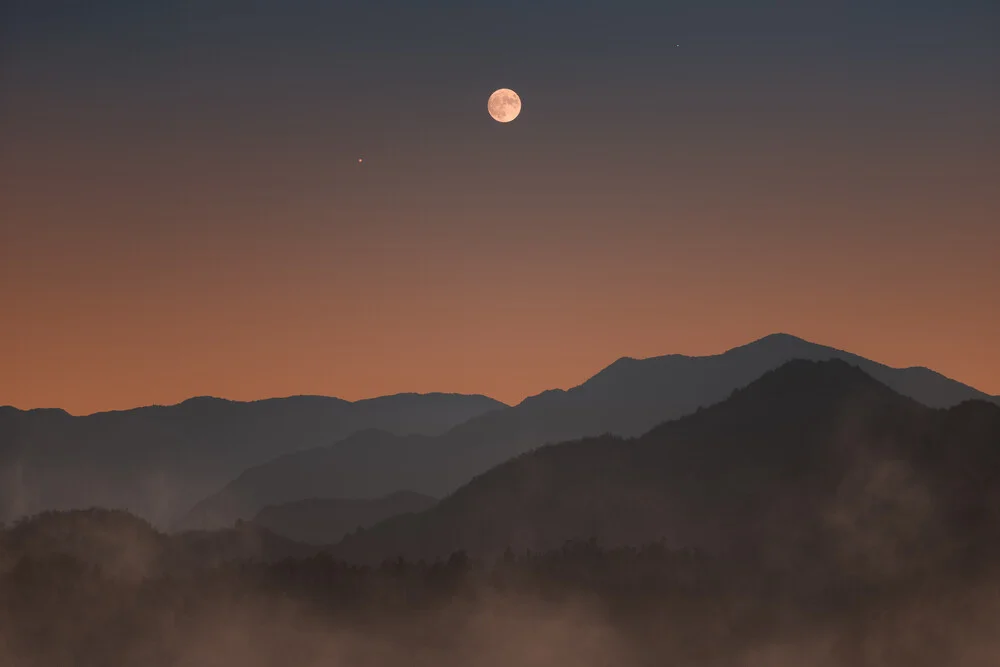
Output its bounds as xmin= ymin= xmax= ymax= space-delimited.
xmin=0 ymin=393 xmax=503 ymax=526
xmin=0 ymin=509 xmax=320 ymax=581
xmin=184 ymin=334 xmax=998 ymax=528
xmin=332 ymin=360 xmax=1000 ymax=574
xmin=252 ymin=491 xmax=437 ymax=544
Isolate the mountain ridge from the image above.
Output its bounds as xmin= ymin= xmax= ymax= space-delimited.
xmin=331 ymin=359 xmax=1000 ymax=566
xmin=182 ymin=334 xmax=997 ymax=530
xmin=1 ymin=391 xmax=505 ymax=419
xmin=0 ymin=393 xmax=505 ymax=526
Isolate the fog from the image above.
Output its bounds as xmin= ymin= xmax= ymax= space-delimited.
xmin=4 ymin=522 xmax=1000 ymax=667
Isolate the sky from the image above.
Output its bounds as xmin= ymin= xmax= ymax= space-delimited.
xmin=2 ymin=1 xmax=998 ymax=414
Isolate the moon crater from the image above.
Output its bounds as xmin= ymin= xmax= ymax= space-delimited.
xmin=488 ymin=88 xmax=522 ymax=123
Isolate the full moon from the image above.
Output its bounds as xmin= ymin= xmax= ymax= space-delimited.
xmin=488 ymin=88 xmax=521 ymax=123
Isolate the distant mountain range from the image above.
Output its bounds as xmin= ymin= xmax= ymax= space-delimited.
xmin=252 ymin=491 xmax=437 ymax=544
xmin=183 ymin=333 xmax=999 ymax=530
xmin=332 ymin=359 xmax=1000 ymax=572
xmin=0 ymin=393 xmax=503 ymax=526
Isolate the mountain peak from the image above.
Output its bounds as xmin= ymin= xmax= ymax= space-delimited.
xmin=740 ymin=358 xmax=886 ymax=397
xmin=178 ymin=396 xmax=231 ymax=407
xmin=727 ymin=332 xmax=828 ymax=355
xmin=677 ymin=358 xmax=916 ymax=432
xmin=641 ymin=358 xmax=915 ymax=443
xmin=749 ymin=332 xmax=809 ymax=345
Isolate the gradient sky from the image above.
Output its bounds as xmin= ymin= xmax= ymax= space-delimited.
xmin=2 ymin=1 xmax=998 ymax=414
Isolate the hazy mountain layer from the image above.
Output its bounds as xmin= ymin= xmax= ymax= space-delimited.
xmin=252 ymin=491 xmax=437 ymax=544
xmin=0 ymin=509 xmax=320 ymax=580
xmin=0 ymin=393 xmax=503 ymax=526
xmin=185 ymin=334 xmax=997 ymax=528
xmin=332 ymin=359 xmax=1000 ymax=568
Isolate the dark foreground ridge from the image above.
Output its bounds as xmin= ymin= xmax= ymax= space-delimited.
xmin=333 ymin=359 xmax=1000 ymax=567
xmin=253 ymin=491 xmax=438 ymax=544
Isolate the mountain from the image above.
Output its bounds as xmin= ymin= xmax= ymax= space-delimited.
xmin=252 ymin=491 xmax=437 ymax=544
xmin=0 ymin=393 xmax=504 ymax=526
xmin=184 ymin=334 xmax=997 ymax=528
xmin=332 ymin=360 xmax=1000 ymax=572
xmin=0 ymin=509 xmax=320 ymax=581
